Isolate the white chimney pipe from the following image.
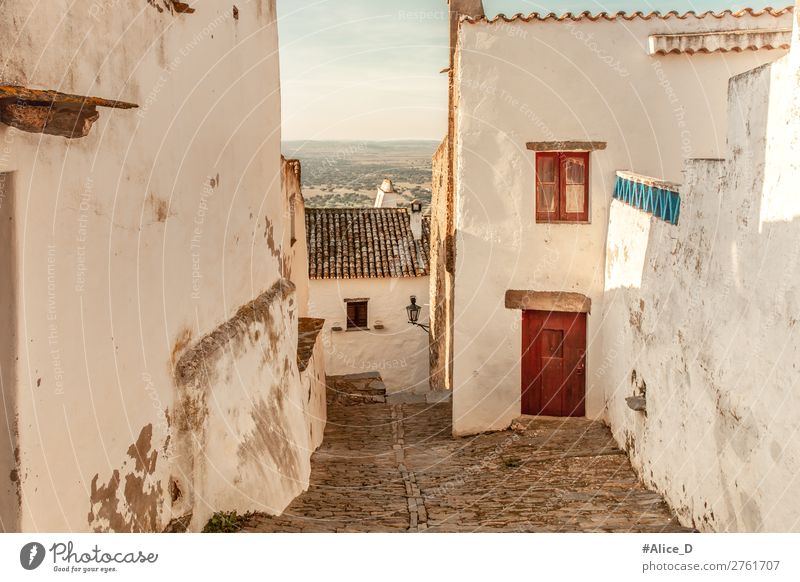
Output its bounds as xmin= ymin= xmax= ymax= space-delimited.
xmin=409 ymin=199 xmax=423 ymax=240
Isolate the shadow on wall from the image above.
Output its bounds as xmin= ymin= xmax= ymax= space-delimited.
xmin=601 ymin=55 xmax=800 ymax=531
xmin=0 ymin=170 xmax=18 ymax=532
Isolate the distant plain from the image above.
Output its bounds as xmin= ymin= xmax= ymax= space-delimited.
xmin=282 ymin=140 xmax=437 ymax=208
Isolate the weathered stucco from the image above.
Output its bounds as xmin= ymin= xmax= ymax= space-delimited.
xmin=0 ymin=0 xmax=324 ymax=532
xmin=602 ymin=20 xmax=800 ymax=531
xmin=283 ymin=157 xmax=310 ymax=317
xmin=88 ymin=424 xmax=164 ymax=532
xmin=310 ymin=277 xmax=431 ymax=394
xmin=450 ymin=10 xmax=792 ymax=436
xmin=429 ymin=137 xmax=452 ymax=391
xmin=171 ymin=280 xmax=326 ymax=529
xmin=431 ymin=1 xmax=486 ymax=394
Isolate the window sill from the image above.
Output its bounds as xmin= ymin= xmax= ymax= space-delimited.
xmin=345 ymin=327 xmax=370 ymax=332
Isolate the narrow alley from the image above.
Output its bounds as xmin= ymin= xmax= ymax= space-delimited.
xmin=244 ymin=375 xmax=688 ymax=533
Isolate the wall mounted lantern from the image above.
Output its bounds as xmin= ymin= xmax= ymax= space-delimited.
xmin=406 ymin=295 xmax=429 ymax=332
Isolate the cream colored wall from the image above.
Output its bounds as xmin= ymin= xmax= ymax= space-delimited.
xmin=309 ymin=277 xmax=431 ymax=394
xmin=0 ymin=0 xmax=321 ymax=532
xmin=452 ymin=12 xmax=792 ymax=435
xmin=602 ymin=24 xmax=800 ymax=531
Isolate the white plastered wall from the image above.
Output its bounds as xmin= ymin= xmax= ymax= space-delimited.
xmin=452 ymin=12 xmax=792 ymax=435
xmin=602 ymin=11 xmax=800 ymax=531
xmin=0 ymin=0 xmax=322 ymax=531
xmin=309 ymin=277 xmax=431 ymax=394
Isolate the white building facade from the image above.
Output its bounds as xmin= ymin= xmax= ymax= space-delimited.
xmin=307 ymin=207 xmax=431 ymax=394
xmin=444 ymin=4 xmax=800 ymax=531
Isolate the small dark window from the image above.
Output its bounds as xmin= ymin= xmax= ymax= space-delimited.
xmin=536 ymin=151 xmax=589 ymax=223
xmin=346 ymin=300 xmax=369 ymax=329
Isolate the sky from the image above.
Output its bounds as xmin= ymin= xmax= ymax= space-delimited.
xmin=276 ymin=0 xmax=782 ymax=140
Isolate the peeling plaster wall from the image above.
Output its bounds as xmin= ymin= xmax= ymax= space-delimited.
xmin=434 ymin=1 xmax=485 ymax=396
xmin=451 ymin=13 xmax=792 ymax=436
xmin=602 ymin=33 xmax=800 ymax=531
xmin=0 ymin=1 xmax=316 ymax=532
xmin=173 ymin=280 xmax=326 ymax=530
xmin=309 ymin=277 xmax=431 ymax=394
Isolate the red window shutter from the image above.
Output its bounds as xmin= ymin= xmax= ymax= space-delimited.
xmin=536 ymin=151 xmax=590 ymax=223
xmin=559 ymin=152 xmax=589 ymax=222
xmin=536 ymin=152 xmax=559 ymax=222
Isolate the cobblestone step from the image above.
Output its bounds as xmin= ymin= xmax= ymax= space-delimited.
xmin=326 ymin=372 xmax=387 ymax=405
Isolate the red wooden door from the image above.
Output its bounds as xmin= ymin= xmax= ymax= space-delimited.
xmin=521 ymin=311 xmax=586 ymax=417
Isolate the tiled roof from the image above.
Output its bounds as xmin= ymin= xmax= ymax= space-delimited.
xmin=463 ymin=7 xmax=793 ymax=24
xmin=306 ymin=208 xmax=430 ymax=279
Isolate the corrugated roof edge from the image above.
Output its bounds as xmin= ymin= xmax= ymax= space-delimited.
xmin=654 ymin=44 xmax=791 ymax=54
xmin=462 ymin=6 xmax=794 ymax=24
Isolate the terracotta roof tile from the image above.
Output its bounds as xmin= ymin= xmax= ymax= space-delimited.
xmin=649 ymin=28 xmax=792 ymax=54
xmin=306 ymin=208 xmax=430 ymax=279
xmin=463 ymin=6 xmax=793 ymax=24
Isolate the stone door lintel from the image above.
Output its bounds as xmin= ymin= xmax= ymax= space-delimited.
xmin=526 ymin=141 xmax=607 ymax=152
xmin=505 ymin=290 xmax=591 ymax=314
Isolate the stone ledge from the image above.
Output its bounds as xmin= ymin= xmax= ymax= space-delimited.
xmin=327 ymin=371 xmax=381 ymax=381
xmin=616 ymin=170 xmax=681 ymax=192
xmin=505 ymin=290 xmax=591 ymax=313
xmin=0 ymin=85 xmax=137 ymax=139
xmin=327 ymin=372 xmax=387 ymax=405
xmin=174 ymin=279 xmax=295 ymax=386
xmin=297 ymin=317 xmax=325 ymax=373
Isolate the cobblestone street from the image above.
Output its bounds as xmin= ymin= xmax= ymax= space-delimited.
xmin=243 ymin=387 xmax=688 ymax=533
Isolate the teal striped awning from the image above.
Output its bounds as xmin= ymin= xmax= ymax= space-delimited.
xmin=613 ymin=171 xmax=680 ymax=225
